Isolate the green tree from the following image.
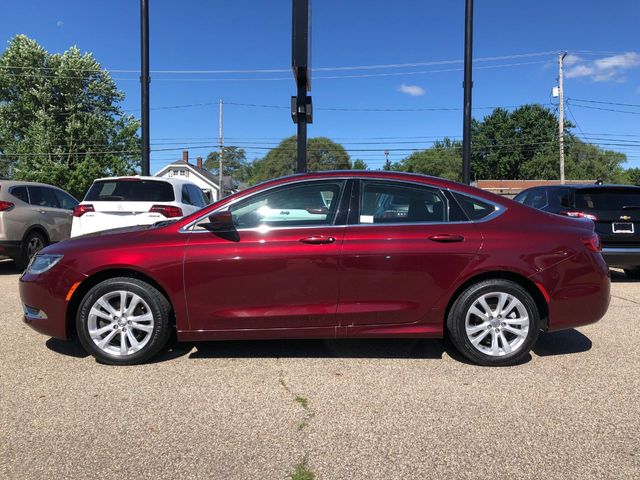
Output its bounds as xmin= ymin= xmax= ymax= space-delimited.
xmin=626 ymin=167 xmax=640 ymax=186
xmin=204 ymin=146 xmax=250 ymax=182
xmin=566 ymin=140 xmax=628 ymax=183
xmin=471 ymin=104 xmax=566 ymax=180
xmin=249 ymin=136 xmax=351 ymax=184
xmin=352 ymin=159 xmax=368 ymax=170
xmin=0 ymin=35 xmax=140 ymax=199
xmin=393 ymin=138 xmax=462 ymax=181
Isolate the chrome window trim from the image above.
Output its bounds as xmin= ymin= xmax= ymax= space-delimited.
xmin=179 ymin=176 xmax=506 ymax=233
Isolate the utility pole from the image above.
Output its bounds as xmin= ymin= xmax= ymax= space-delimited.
xmin=383 ymin=150 xmax=391 ymax=170
xmin=218 ymin=97 xmax=223 ymax=200
xmin=140 ymin=0 xmax=150 ymax=176
xmin=461 ymin=0 xmax=474 ymax=185
xmin=558 ymin=51 xmax=567 ymax=185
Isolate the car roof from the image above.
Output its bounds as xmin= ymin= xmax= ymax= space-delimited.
xmin=0 ymin=179 xmax=69 ymax=190
xmin=92 ymin=175 xmax=195 ymax=186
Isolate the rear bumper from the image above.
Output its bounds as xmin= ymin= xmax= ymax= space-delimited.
xmin=0 ymin=240 xmax=21 ymax=259
xmin=533 ymin=251 xmax=611 ymax=332
xmin=601 ymin=247 xmax=640 ymax=268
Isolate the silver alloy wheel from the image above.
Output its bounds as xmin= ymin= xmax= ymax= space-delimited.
xmin=87 ymin=290 xmax=154 ymax=357
xmin=464 ymin=291 xmax=530 ymax=357
xmin=27 ymin=236 xmax=45 ymax=259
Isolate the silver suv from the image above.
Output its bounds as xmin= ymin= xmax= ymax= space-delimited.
xmin=0 ymin=181 xmax=78 ymax=269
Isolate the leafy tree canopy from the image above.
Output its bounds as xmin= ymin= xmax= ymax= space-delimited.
xmin=392 ymin=138 xmax=462 ymax=182
xmin=0 ymin=35 xmax=140 ymax=199
xmin=249 ymin=136 xmax=350 ymax=184
xmin=204 ymin=146 xmax=251 ymax=183
xmin=352 ymin=159 xmax=368 ymax=170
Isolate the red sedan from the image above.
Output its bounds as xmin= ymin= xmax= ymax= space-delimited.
xmin=19 ymin=171 xmax=610 ymax=366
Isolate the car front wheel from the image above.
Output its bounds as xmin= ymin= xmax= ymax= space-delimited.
xmin=76 ymin=277 xmax=172 ymax=365
xmin=447 ymin=279 xmax=540 ymax=366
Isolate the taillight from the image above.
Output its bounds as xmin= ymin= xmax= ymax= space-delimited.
xmin=582 ymin=234 xmax=602 ymax=253
xmin=0 ymin=201 xmax=14 ymax=211
xmin=73 ymin=204 xmax=95 ymax=217
xmin=149 ymin=205 xmax=183 ymax=218
xmin=560 ymin=211 xmax=598 ymax=221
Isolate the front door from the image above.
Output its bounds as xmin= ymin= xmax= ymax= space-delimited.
xmin=183 ymin=179 xmax=348 ymax=331
xmin=338 ymin=180 xmax=483 ymax=326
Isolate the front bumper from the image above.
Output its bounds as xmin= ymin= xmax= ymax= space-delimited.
xmin=19 ymin=264 xmax=87 ymax=340
xmin=601 ymin=247 xmax=640 ymax=268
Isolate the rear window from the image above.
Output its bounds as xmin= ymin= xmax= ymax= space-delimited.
xmin=575 ymin=188 xmax=640 ymax=211
xmin=85 ymin=180 xmax=175 ymax=202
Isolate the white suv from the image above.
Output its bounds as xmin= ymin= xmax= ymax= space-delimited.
xmin=71 ymin=176 xmax=209 ymax=237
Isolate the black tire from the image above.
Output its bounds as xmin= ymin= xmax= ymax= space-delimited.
xmin=446 ymin=279 xmax=540 ymax=366
xmin=15 ymin=230 xmax=48 ymax=271
xmin=76 ymin=277 xmax=173 ymax=365
xmin=623 ymin=267 xmax=640 ymax=280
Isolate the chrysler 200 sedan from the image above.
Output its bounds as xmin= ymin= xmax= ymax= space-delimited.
xmin=19 ymin=171 xmax=611 ymax=366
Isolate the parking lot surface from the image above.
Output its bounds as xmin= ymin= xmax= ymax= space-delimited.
xmin=1 ymin=261 xmax=638 ymax=480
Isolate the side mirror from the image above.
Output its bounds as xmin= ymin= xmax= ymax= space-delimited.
xmin=207 ymin=211 xmax=234 ymax=230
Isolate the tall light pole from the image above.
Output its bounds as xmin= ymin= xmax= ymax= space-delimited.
xmin=140 ymin=0 xmax=150 ymax=176
xmin=558 ymin=51 xmax=567 ymax=185
xmin=291 ymin=0 xmax=312 ymax=173
xmin=461 ymin=0 xmax=474 ymax=185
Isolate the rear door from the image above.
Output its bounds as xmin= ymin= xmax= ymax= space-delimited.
xmin=52 ymin=188 xmax=78 ymax=239
xmin=574 ymin=187 xmax=640 ymax=247
xmin=27 ymin=186 xmax=69 ymax=241
xmin=338 ymin=180 xmax=483 ymax=327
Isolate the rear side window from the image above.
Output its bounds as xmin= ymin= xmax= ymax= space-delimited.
xmin=28 ymin=186 xmax=59 ymax=208
xmin=451 ymin=192 xmax=496 ymax=221
xmin=53 ymin=189 xmax=78 ymax=210
xmin=10 ymin=186 xmax=29 ymax=203
xmin=548 ymin=189 xmax=570 ymax=208
xmin=575 ymin=188 xmax=640 ymax=211
xmin=85 ymin=180 xmax=175 ymax=202
xmin=360 ymin=181 xmax=448 ymax=224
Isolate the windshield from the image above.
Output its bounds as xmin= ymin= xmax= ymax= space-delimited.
xmin=575 ymin=188 xmax=640 ymax=211
xmin=85 ymin=180 xmax=175 ymax=202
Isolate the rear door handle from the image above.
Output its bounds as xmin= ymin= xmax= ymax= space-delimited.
xmin=299 ymin=236 xmax=336 ymax=245
xmin=429 ymin=234 xmax=464 ymax=243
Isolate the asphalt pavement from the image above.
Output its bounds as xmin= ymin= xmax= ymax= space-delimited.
xmin=1 ymin=261 xmax=638 ymax=479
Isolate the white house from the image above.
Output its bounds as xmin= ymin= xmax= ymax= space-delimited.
xmin=154 ymin=151 xmax=221 ymax=202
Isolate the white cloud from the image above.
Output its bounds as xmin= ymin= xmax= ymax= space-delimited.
xmin=398 ymin=83 xmax=425 ymax=96
xmin=56 ymin=20 xmax=63 ymax=27
xmin=565 ymin=52 xmax=640 ymax=82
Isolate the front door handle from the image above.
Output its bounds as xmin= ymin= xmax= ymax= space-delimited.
xmin=429 ymin=234 xmax=464 ymax=243
xmin=299 ymin=236 xmax=336 ymax=245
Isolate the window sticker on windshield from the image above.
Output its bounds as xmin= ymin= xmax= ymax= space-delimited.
xmin=360 ymin=215 xmax=374 ymax=224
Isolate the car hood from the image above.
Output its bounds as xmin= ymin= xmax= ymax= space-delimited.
xmin=39 ymin=224 xmax=157 ymax=256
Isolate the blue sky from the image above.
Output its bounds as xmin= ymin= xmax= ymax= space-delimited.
xmin=2 ymin=0 xmax=639 ymax=171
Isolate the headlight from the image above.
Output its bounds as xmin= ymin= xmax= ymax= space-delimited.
xmin=26 ymin=254 xmax=63 ymax=275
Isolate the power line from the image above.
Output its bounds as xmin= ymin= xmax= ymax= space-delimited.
xmin=567 ymin=101 xmax=640 ymax=115
xmin=568 ymin=98 xmax=640 ymax=108
xmin=0 ymin=50 xmax=558 ymax=75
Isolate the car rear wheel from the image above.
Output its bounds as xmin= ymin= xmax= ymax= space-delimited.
xmin=15 ymin=231 xmax=47 ymax=271
xmin=623 ymin=267 xmax=640 ymax=280
xmin=447 ymin=279 xmax=540 ymax=366
xmin=76 ymin=277 xmax=172 ymax=365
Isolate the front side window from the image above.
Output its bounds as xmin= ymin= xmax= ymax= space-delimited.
xmin=53 ymin=189 xmax=78 ymax=210
xmin=228 ymin=180 xmax=345 ymax=229
xmin=359 ymin=181 xmax=448 ymax=224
